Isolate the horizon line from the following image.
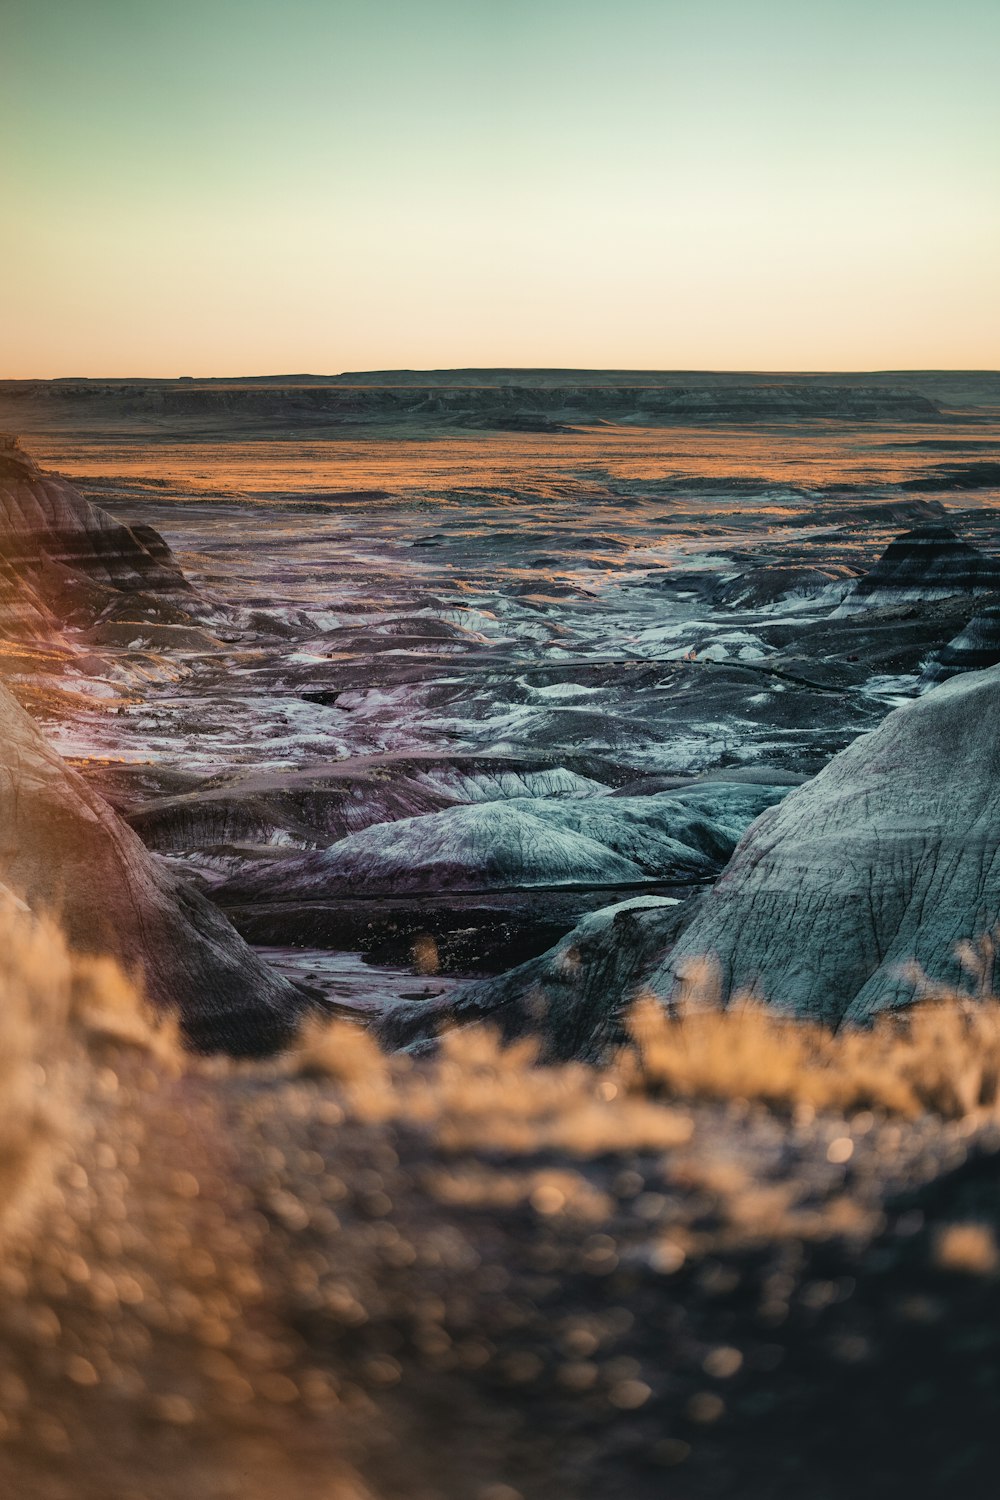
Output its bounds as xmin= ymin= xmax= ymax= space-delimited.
xmin=2 ymin=366 xmax=999 ymax=383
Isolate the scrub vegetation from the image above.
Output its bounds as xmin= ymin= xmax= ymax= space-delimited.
xmin=3 ymin=903 xmax=1000 ymax=1498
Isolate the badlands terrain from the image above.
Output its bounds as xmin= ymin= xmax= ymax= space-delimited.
xmin=3 ymin=371 xmax=1000 ymax=1495
xmin=3 ymin=369 xmax=1000 ymax=1025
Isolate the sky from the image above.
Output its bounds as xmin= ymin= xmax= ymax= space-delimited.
xmin=1 ymin=0 xmax=998 ymax=376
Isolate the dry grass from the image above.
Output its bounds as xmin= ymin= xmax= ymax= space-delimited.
xmin=293 ymin=1016 xmax=693 ymax=1154
xmin=6 ymin=899 xmax=1000 ymax=1498
xmin=624 ymin=991 xmax=1000 ymax=1120
xmin=619 ymin=935 xmax=1000 ymax=1120
xmin=0 ymin=901 xmax=373 ymax=1500
xmin=934 ymin=1222 xmax=1000 ymax=1276
xmin=295 ymin=953 xmax=1000 ymax=1134
xmin=0 ymin=895 xmax=176 ymax=1249
xmin=0 ymin=898 xmax=73 ymax=1245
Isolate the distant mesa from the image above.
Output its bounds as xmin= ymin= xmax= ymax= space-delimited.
xmin=836 ymin=523 xmax=1000 ymax=613
xmin=0 ymin=378 xmax=942 ymax=430
xmin=922 ymin=604 xmax=1000 ymax=686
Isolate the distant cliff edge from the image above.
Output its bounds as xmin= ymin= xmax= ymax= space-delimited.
xmin=0 ymin=378 xmax=947 ymax=434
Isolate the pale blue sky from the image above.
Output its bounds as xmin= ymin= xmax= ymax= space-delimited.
xmin=2 ymin=0 xmax=998 ymax=374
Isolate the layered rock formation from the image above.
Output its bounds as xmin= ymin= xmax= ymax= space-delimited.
xmin=396 ymin=669 xmax=1000 ymax=1053
xmin=215 ymin=784 xmax=790 ymax=907
xmin=922 ymin=605 xmax=1000 ymax=686
xmin=129 ymin=768 xmax=455 ymax=855
xmin=0 ymin=438 xmax=313 ymax=1053
xmin=902 ymin=459 xmax=1000 ymax=491
xmin=655 ymin=665 xmax=1000 ymax=1023
xmin=836 ymin=524 xmax=1000 ymax=613
xmin=0 ymin=679 xmax=311 ymax=1052
xmin=714 ymin=564 xmax=854 ymax=610
xmin=0 ymin=436 xmax=193 ymax=638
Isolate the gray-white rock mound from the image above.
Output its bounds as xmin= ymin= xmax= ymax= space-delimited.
xmin=128 ymin=756 xmax=616 ymax=859
xmin=618 ymin=780 xmax=792 ymax=842
xmin=652 ymin=663 xmax=1000 ymax=1022
xmin=406 ymin=673 xmax=1000 ymax=1055
xmin=214 ymin=792 xmax=755 ymax=904
xmin=836 ymin=524 xmax=1000 ymax=615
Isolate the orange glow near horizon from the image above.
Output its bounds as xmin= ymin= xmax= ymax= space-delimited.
xmin=1 ymin=0 xmax=998 ymax=377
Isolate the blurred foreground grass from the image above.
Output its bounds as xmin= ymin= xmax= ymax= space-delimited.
xmin=2 ymin=902 xmax=1000 ymax=1499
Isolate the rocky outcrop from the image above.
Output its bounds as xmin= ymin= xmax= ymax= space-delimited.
xmin=0 ymin=641 xmax=312 ymax=1056
xmin=127 ymin=754 xmax=620 ymax=858
xmin=755 ymin=593 xmax=989 ymax=691
xmin=922 ymin=605 xmax=1000 ymax=686
xmin=130 ymin=768 xmax=457 ymax=854
xmin=714 ymin=565 xmax=854 ymax=610
xmin=408 ymin=666 xmax=1000 ymax=1053
xmin=0 ymin=439 xmax=317 ymax=1052
xmin=380 ymin=895 xmax=690 ymax=1058
xmin=0 ymin=437 xmax=194 ymax=640
xmin=213 ymin=787 xmax=792 ymax=907
xmin=836 ymin=525 xmax=1000 ymax=613
xmin=653 ymin=665 xmax=1000 ymax=1023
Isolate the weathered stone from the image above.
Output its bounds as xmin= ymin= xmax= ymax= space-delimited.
xmin=922 ymin=604 xmax=1000 ymax=685
xmin=656 ymin=664 xmax=1000 ymax=1022
xmin=0 ymin=437 xmax=193 ymax=640
xmin=0 ymin=679 xmax=313 ymax=1053
xmin=837 ymin=524 xmax=1000 ymax=612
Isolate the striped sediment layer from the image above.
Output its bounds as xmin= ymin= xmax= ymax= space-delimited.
xmin=0 ymin=436 xmax=192 ymax=640
xmin=838 ymin=524 xmax=1000 ymax=613
xmin=922 ymin=604 xmax=1000 ymax=685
